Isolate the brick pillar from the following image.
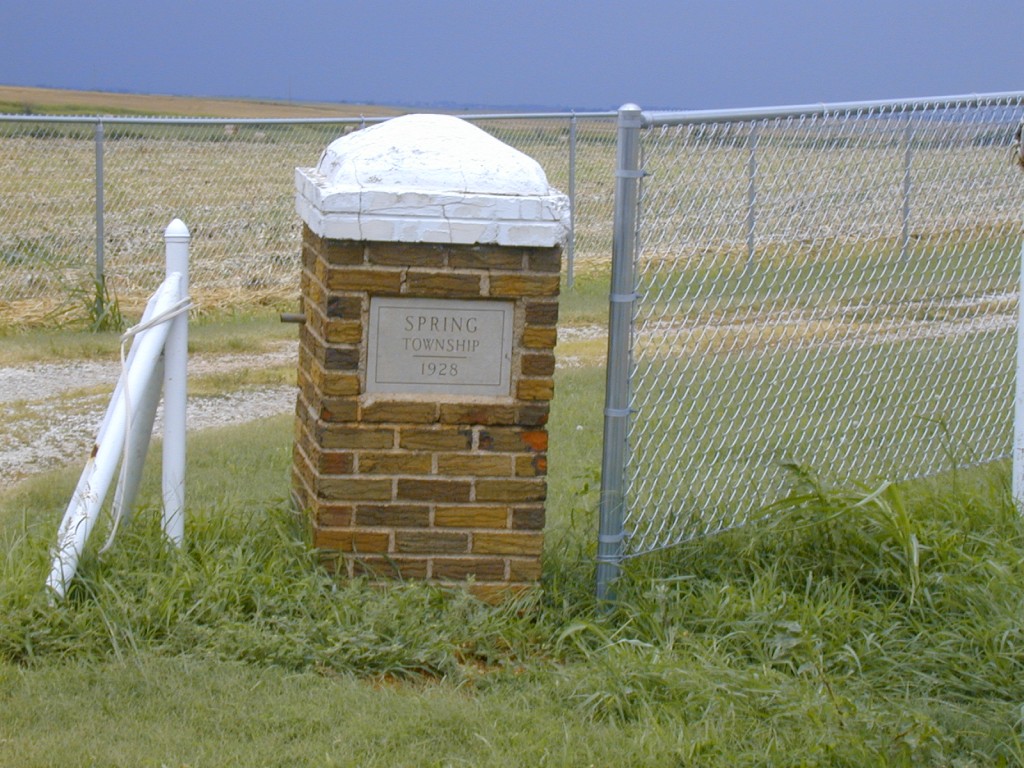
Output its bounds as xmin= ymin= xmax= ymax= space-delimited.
xmin=292 ymin=114 xmax=569 ymax=601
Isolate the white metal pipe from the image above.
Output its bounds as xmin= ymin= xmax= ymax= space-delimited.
xmin=47 ymin=274 xmax=183 ymax=598
xmin=62 ymin=289 xmax=163 ymax=523
xmin=901 ymin=120 xmax=914 ymax=262
xmin=567 ymin=114 xmax=577 ymax=290
xmin=1012 ymin=241 xmax=1024 ymax=509
xmin=0 ymin=111 xmax=622 ymax=129
xmin=745 ymin=122 xmax=758 ymax=269
xmin=4 ymin=90 xmax=1023 ymax=127
xmin=109 ymin=354 xmax=164 ymax=530
xmin=162 ymin=219 xmax=190 ymax=545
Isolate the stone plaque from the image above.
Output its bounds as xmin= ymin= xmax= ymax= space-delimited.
xmin=367 ymin=297 xmax=514 ymax=396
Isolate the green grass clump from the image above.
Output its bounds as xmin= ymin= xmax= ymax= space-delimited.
xmin=559 ymin=268 xmax=610 ymax=325
xmin=1 ymin=504 xmax=542 ymax=680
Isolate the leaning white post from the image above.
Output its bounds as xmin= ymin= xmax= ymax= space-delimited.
xmin=110 ymin=354 xmax=164 ymax=527
xmin=47 ymin=275 xmax=183 ymax=598
xmin=1013 ymin=241 xmax=1024 ymax=510
xmin=62 ymin=288 xmax=163 ymax=532
xmin=162 ymin=219 xmax=189 ymax=544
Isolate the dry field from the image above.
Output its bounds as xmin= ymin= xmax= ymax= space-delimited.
xmin=3 ymin=99 xmax=1019 ymax=326
xmin=0 ymin=85 xmax=408 ymax=119
xmin=1 ymin=90 xmax=1020 ymax=536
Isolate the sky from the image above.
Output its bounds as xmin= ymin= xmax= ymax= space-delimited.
xmin=1 ymin=0 xmax=1020 ymax=112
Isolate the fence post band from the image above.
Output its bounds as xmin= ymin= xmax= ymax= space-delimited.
xmin=618 ymin=112 xmax=644 ymax=129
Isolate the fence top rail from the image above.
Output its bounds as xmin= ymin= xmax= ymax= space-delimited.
xmin=4 ymin=91 xmax=1021 ymax=129
xmin=641 ymin=90 xmax=1024 ymax=127
xmin=0 ymin=110 xmax=617 ymax=127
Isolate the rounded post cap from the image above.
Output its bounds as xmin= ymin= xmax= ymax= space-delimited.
xmin=618 ymin=104 xmax=644 ymax=128
xmin=164 ymin=218 xmax=190 ymax=242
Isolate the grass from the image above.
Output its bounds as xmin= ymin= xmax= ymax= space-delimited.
xmin=622 ymin=226 xmax=1019 ymax=552
xmin=0 ymin=272 xmax=606 ymax=366
xmin=0 ymin=309 xmax=298 ymax=365
xmin=637 ymin=227 xmax=1020 ymax=321
xmin=558 ymin=268 xmax=611 ymax=326
xmin=630 ymin=328 xmax=1010 ymax=477
xmin=2 ymin=357 xmax=1024 ymax=763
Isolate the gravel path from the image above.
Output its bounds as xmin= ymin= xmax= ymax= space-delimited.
xmin=0 ymin=343 xmax=299 ymax=491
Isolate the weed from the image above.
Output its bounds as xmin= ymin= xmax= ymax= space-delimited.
xmin=762 ymin=463 xmax=923 ymax=603
xmin=82 ymin=276 xmax=125 ymax=333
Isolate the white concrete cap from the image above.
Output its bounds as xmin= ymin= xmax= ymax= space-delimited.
xmin=295 ymin=114 xmax=569 ymax=247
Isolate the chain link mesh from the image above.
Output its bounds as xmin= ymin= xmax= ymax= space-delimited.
xmin=0 ymin=119 xmax=366 ymax=322
xmin=0 ymin=121 xmax=96 ymax=317
xmin=0 ymin=114 xmax=616 ymax=325
xmin=624 ymin=95 xmax=1024 ymax=556
xmin=478 ymin=116 xmax=617 ymax=279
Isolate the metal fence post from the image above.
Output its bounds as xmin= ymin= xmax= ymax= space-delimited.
xmin=94 ymin=119 xmax=105 ymax=286
xmin=1013 ymin=240 xmax=1024 ymax=510
xmin=596 ymin=103 xmax=643 ymax=602
xmin=567 ymin=113 xmax=577 ymax=290
xmin=746 ymin=122 xmax=758 ymax=269
xmin=901 ymin=118 xmax=913 ymax=261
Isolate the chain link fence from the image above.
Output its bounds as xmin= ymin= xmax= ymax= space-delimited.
xmin=599 ymin=93 xmax=1024 ymax=574
xmin=7 ymin=94 xmax=1023 ymax=590
xmin=0 ymin=112 xmax=616 ymax=325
